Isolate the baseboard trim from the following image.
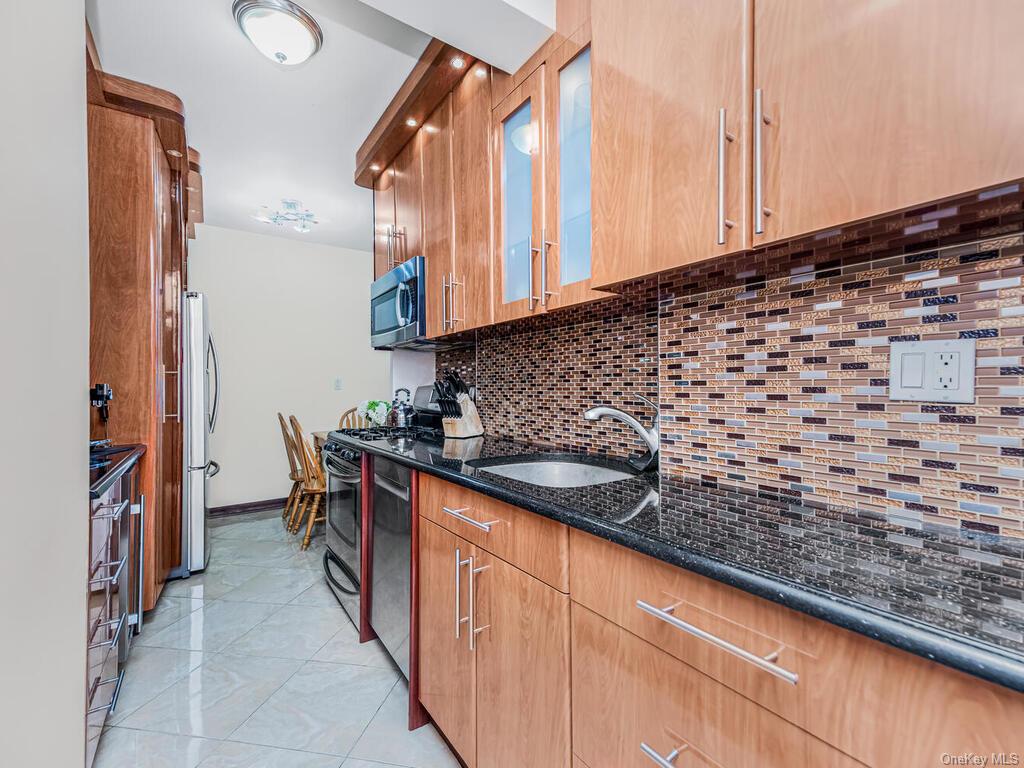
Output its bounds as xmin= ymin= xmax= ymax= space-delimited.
xmin=209 ymin=497 xmax=288 ymax=518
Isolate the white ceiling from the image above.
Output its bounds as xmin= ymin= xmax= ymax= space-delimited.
xmin=86 ymin=0 xmax=430 ymax=251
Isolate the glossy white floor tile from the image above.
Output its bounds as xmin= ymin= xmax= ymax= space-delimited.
xmin=349 ymin=682 xmax=458 ymax=768
xmin=96 ymin=508 xmax=456 ymax=768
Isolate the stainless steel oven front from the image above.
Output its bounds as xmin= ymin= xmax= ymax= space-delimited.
xmin=370 ymin=256 xmax=426 ymax=349
xmin=322 ymin=448 xmax=362 ymax=630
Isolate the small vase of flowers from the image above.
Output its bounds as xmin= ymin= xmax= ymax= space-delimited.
xmin=358 ymin=399 xmax=391 ymax=426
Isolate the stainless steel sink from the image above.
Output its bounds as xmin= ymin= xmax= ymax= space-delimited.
xmin=477 ymin=460 xmax=634 ymax=488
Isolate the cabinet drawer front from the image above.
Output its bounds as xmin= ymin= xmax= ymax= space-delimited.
xmin=571 ymin=604 xmax=860 ymax=768
xmin=420 ymin=474 xmax=568 ymax=591
xmin=570 ymin=530 xmax=1024 ymax=767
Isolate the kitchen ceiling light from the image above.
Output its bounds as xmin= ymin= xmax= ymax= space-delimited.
xmin=252 ymin=199 xmax=318 ymax=233
xmin=232 ymin=0 xmax=323 ymax=66
xmin=474 ymin=66 xmax=487 ymax=78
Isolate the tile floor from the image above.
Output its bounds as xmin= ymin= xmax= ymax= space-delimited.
xmin=95 ymin=508 xmax=459 ymax=768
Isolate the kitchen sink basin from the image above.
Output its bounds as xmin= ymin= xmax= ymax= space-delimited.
xmin=474 ymin=458 xmax=634 ymax=488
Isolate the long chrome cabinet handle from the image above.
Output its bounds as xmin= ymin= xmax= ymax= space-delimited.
xmin=89 ymin=612 xmax=127 ymax=651
xmin=134 ymin=494 xmax=145 ymax=631
xmin=86 ymin=670 xmax=125 ymax=715
xmin=468 ymin=557 xmax=490 ymax=651
xmin=449 ymin=275 xmax=463 ymax=326
xmin=454 ymin=547 xmax=471 ymax=639
xmin=90 ymin=556 xmax=128 ymax=587
xmin=442 ymin=506 xmax=498 ymax=533
xmin=385 ymin=224 xmax=394 ymax=270
xmin=527 ymin=235 xmax=541 ymax=310
xmin=635 ymin=599 xmax=798 ymax=685
xmin=640 ymin=742 xmax=686 ymax=768
xmin=753 ymin=89 xmax=772 ymax=235
xmin=540 ymin=228 xmax=554 ymax=307
xmin=441 ymin=273 xmax=450 ymax=331
xmin=717 ymin=107 xmax=736 ymax=245
xmin=93 ymin=498 xmax=129 ymax=522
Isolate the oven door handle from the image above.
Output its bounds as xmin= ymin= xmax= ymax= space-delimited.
xmin=323 ymin=549 xmax=359 ymax=595
xmin=374 ymin=473 xmax=410 ymax=501
xmin=324 ymin=456 xmax=362 ymax=481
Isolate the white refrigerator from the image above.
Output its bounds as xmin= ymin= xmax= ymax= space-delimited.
xmin=182 ymin=291 xmax=220 ymax=573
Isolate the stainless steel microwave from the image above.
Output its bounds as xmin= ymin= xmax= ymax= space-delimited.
xmin=370 ymin=256 xmax=426 ymax=349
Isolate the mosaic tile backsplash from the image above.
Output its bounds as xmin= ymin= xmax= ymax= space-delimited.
xmin=438 ymin=184 xmax=1024 ymax=536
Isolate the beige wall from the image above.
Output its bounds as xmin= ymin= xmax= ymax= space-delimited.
xmin=0 ymin=1 xmax=90 ymax=764
xmin=188 ymin=224 xmax=391 ymax=507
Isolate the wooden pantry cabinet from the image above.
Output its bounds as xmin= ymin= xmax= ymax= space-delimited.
xmin=752 ymin=0 xmax=1024 ymax=246
xmin=417 ymin=476 xmax=571 ymax=768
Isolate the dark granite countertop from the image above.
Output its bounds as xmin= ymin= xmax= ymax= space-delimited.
xmin=90 ymin=444 xmax=145 ymax=499
xmin=328 ymin=431 xmax=1024 ymax=692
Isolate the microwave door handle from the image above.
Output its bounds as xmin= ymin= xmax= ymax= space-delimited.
xmin=207 ymin=333 xmax=221 ymax=434
xmin=395 ymin=283 xmax=411 ymax=325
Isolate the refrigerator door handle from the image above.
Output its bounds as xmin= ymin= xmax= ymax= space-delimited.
xmin=208 ymin=333 xmax=221 ymax=434
xmin=205 ymin=460 xmax=221 ymax=478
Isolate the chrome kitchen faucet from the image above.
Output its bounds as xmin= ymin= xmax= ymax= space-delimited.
xmin=583 ymin=394 xmax=659 ymax=471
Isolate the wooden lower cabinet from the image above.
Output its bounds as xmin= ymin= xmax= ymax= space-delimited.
xmin=570 ymin=529 xmax=1024 ymax=768
xmin=474 ymin=549 xmax=571 ymax=768
xmin=418 ymin=518 xmax=476 ymax=765
xmin=417 ymin=514 xmax=571 ymax=768
xmin=572 ymin=603 xmax=861 ymax=768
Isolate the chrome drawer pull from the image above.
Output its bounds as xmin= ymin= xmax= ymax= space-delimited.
xmin=454 ymin=547 xmax=471 ymax=639
xmin=92 ymin=498 xmax=129 ymax=522
xmin=636 ymin=599 xmax=799 ymax=685
xmin=87 ymin=670 xmax=125 ymax=715
xmin=90 ymin=556 xmax=127 ymax=587
xmin=442 ymin=506 xmax=499 ymax=533
xmin=88 ymin=612 xmax=127 ymax=651
xmin=641 ymin=742 xmax=687 ymax=767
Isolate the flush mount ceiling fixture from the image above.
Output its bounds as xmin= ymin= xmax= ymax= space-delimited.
xmin=252 ymin=199 xmax=319 ymax=233
xmin=232 ymin=0 xmax=323 ymax=66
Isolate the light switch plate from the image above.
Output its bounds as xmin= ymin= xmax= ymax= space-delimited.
xmin=889 ymin=339 xmax=976 ymax=403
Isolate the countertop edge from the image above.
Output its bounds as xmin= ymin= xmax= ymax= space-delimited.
xmin=90 ymin=444 xmax=146 ymax=498
xmin=359 ymin=441 xmax=1024 ymax=694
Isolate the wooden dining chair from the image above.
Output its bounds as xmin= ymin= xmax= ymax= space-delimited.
xmin=339 ymin=407 xmax=369 ymax=429
xmin=277 ymin=412 xmax=305 ymax=525
xmin=289 ymin=415 xmax=326 ymax=550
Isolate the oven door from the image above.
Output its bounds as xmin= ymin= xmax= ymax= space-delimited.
xmin=370 ymin=256 xmax=425 ymax=349
xmin=323 ymin=453 xmax=362 ymax=629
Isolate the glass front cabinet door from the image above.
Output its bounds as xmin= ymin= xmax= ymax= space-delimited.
xmin=493 ymin=67 xmax=544 ymax=323
xmin=544 ymin=37 xmax=607 ymax=310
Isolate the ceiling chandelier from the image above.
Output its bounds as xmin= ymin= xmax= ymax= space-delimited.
xmin=252 ymin=199 xmax=318 ymax=233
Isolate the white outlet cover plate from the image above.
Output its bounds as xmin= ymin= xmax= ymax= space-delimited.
xmin=888 ymin=339 xmax=976 ymax=403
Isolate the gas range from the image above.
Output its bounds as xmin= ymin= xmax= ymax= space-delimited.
xmin=336 ymin=425 xmax=443 ymax=442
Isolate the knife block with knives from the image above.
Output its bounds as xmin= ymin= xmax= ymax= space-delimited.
xmin=435 ymin=370 xmax=484 ymax=439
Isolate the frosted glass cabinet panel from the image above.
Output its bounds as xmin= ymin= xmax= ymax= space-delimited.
xmin=492 ymin=66 xmax=544 ymax=324
xmin=558 ymin=48 xmax=591 ymax=286
xmin=502 ymin=101 xmax=533 ymax=304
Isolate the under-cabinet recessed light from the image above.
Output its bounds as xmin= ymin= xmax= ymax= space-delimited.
xmin=450 ymin=56 xmax=466 ymax=69
xmin=423 ymin=124 xmax=439 ymax=134
xmin=233 ymin=0 xmax=323 ymax=66
xmin=405 ymin=118 xmax=418 ymax=127
xmin=167 ymin=149 xmax=183 ymax=158
xmin=369 ymin=164 xmax=381 ymax=172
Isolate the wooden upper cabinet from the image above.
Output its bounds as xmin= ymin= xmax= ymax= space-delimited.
xmin=421 ymin=96 xmax=455 ymax=339
xmin=492 ymin=67 xmax=545 ymax=324
xmin=543 ymin=27 xmax=609 ymax=310
xmin=590 ymin=0 xmax=751 ymax=287
xmin=418 ymin=519 xmax=477 ymax=766
xmin=451 ymin=66 xmax=494 ymax=332
xmin=393 ymin=133 xmax=424 ymax=263
xmin=373 ymin=166 xmax=396 ymax=279
xmin=754 ymin=0 xmax=1024 ymax=245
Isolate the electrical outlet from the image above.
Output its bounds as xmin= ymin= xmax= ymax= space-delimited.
xmin=333 ymin=377 xmax=344 ymax=391
xmin=889 ymin=340 xmax=976 ymax=403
